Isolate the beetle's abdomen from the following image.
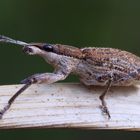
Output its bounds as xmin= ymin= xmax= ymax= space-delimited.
xmin=77 ymin=47 xmax=140 ymax=86
xmin=81 ymin=47 xmax=140 ymax=74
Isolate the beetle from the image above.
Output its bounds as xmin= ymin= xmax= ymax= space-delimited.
xmin=0 ymin=35 xmax=140 ymax=119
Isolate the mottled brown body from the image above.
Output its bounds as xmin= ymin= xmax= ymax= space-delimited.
xmin=78 ymin=47 xmax=140 ymax=86
xmin=33 ymin=43 xmax=140 ymax=87
xmin=1 ymin=35 xmax=140 ymax=119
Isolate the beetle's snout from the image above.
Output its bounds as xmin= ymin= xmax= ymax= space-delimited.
xmin=23 ymin=46 xmax=34 ymax=55
xmin=22 ymin=45 xmax=43 ymax=55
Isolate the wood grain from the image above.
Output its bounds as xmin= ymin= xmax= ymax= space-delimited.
xmin=0 ymin=83 xmax=140 ymax=130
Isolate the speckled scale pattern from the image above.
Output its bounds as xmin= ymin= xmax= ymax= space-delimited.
xmin=53 ymin=44 xmax=83 ymax=59
xmin=76 ymin=47 xmax=140 ymax=86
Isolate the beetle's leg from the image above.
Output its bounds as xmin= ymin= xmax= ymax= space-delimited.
xmin=0 ymin=81 xmax=32 ymax=119
xmin=20 ymin=72 xmax=67 ymax=84
xmin=99 ymin=79 xmax=112 ymax=119
xmin=0 ymin=71 xmax=69 ymax=119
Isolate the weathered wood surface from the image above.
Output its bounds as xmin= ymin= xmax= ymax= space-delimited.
xmin=0 ymin=83 xmax=140 ymax=130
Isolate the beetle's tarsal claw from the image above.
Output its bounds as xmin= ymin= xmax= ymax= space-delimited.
xmin=0 ymin=104 xmax=10 ymax=119
xmin=100 ymin=105 xmax=111 ymax=119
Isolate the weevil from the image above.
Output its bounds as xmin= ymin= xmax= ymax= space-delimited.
xmin=0 ymin=35 xmax=140 ymax=119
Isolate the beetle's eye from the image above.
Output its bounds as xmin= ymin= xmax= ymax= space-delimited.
xmin=43 ymin=44 xmax=53 ymax=52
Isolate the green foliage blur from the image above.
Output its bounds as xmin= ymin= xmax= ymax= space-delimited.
xmin=1 ymin=0 xmax=140 ymax=85
xmin=0 ymin=0 xmax=140 ymax=139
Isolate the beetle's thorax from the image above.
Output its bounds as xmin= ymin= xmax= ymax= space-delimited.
xmin=52 ymin=44 xmax=83 ymax=59
xmin=41 ymin=51 xmax=63 ymax=67
xmin=41 ymin=50 xmax=81 ymax=72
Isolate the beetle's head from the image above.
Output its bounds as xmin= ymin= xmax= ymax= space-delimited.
xmin=23 ymin=43 xmax=83 ymax=60
xmin=23 ymin=43 xmax=54 ymax=55
xmin=22 ymin=43 xmax=64 ymax=65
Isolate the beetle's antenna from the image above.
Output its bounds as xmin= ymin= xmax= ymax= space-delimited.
xmin=0 ymin=35 xmax=29 ymax=46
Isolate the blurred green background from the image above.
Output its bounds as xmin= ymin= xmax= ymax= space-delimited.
xmin=0 ymin=0 xmax=140 ymax=139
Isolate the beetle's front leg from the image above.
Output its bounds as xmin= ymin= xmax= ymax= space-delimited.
xmin=21 ymin=72 xmax=67 ymax=84
xmin=0 ymin=71 xmax=69 ymax=119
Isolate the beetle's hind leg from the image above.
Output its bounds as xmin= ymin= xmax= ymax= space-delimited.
xmin=99 ymin=79 xmax=112 ymax=119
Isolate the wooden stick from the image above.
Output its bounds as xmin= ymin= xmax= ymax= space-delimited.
xmin=0 ymin=83 xmax=140 ymax=130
